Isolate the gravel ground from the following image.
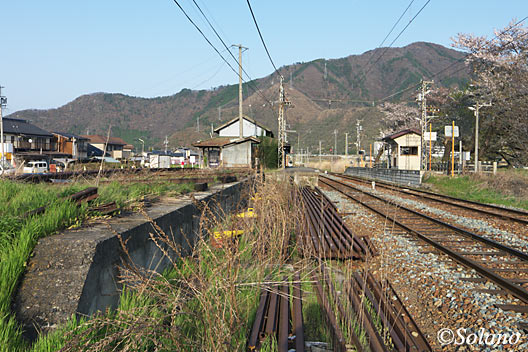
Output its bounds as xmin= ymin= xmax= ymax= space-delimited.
xmin=346 ymin=178 xmax=528 ymax=253
xmin=321 ymin=187 xmax=528 ymax=351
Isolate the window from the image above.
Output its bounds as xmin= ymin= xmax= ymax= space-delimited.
xmin=400 ymin=146 xmax=418 ymax=155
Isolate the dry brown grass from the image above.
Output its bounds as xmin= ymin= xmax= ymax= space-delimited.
xmin=472 ymin=169 xmax=528 ymax=200
xmin=58 ymin=177 xmax=308 ymax=352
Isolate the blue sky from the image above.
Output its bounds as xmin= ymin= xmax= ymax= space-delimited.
xmin=1 ymin=0 xmax=527 ymax=113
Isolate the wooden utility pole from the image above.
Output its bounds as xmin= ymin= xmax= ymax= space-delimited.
xmin=345 ymin=133 xmax=348 ymax=156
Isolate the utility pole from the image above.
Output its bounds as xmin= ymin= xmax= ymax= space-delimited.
xmin=197 ymin=116 xmax=200 ymax=132
xmin=333 ymin=129 xmax=338 ymax=157
xmin=418 ymin=80 xmax=434 ymax=170
xmin=0 ymin=86 xmax=5 ymax=165
xmin=319 ymin=140 xmax=322 ymax=164
xmin=469 ymin=102 xmax=491 ymax=173
xmin=164 ymin=136 xmax=169 ymax=154
xmin=290 ymin=71 xmax=293 ymax=89
xmin=278 ymin=76 xmax=291 ymax=168
xmin=345 ymin=133 xmax=349 ymax=156
xmin=232 ymin=44 xmax=248 ymax=138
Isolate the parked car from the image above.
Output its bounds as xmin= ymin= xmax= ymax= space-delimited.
xmin=23 ymin=160 xmax=48 ymax=174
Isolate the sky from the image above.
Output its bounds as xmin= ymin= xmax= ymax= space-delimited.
xmin=1 ymin=0 xmax=527 ymax=114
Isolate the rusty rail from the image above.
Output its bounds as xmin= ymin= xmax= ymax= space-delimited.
xmin=315 ymin=264 xmax=431 ymax=352
xmin=247 ymin=276 xmax=304 ymax=351
xmin=299 ymin=186 xmax=376 ymax=260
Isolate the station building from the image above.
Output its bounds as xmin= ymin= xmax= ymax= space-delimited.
xmin=382 ymin=128 xmax=422 ymax=170
xmin=193 ymin=115 xmax=273 ymax=168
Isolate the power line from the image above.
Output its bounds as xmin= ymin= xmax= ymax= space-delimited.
xmin=354 ymin=0 xmax=417 ymax=83
xmin=189 ymin=0 xmax=274 ymax=106
xmin=363 ymin=0 xmax=432 ymax=78
xmin=376 ymin=16 xmax=528 ymax=103
xmin=169 ymin=0 xmax=276 ymax=116
xmin=245 ymin=0 xmax=280 ymax=76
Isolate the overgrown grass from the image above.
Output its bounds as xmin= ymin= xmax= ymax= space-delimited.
xmin=423 ymin=172 xmax=528 ymax=210
xmin=0 ymin=178 xmax=194 ymax=351
xmin=23 ymin=179 xmax=304 ymax=352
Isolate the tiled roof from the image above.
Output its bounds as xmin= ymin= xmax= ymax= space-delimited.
xmin=3 ymin=118 xmax=52 ymax=137
xmin=383 ymin=128 xmax=421 ymax=141
xmin=53 ymin=132 xmax=89 ymax=140
xmin=81 ymin=135 xmax=127 ymax=145
xmin=192 ymin=137 xmax=236 ymax=147
xmin=193 ymin=136 xmax=261 ymax=148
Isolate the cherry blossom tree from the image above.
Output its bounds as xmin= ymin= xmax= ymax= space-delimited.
xmin=452 ymin=20 xmax=528 ymax=166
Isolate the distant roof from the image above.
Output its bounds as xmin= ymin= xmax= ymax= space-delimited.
xmin=192 ymin=137 xmax=235 ymax=148
xmin=3 ymin=117 xmax=52 ymax=137
xmin=52 ymin=132 xmax=89 ymax=140
xmin=87 ymin=143 xmax=106 ymax=157
xmin=81 ymin=135 xmax=127 ymax=145
xmin=193 ymin=136 xmax=261 ymax=148
xmin=213 ymin=115 xmax=272 ymax=134
xmin=382 ymin=128 xmax=421 ymax=141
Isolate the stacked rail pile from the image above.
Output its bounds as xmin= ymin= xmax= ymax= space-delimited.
xmin=313 ymin=265 xmax=431 ymax=352
xmin=248 ymin=273 xmax=304 ymax=351
xmin=299 ymin=186 xmax=376 ymax=260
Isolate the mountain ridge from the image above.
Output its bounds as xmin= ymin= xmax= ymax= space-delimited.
xmin=9 ymin=41 xmax=470 ymax=152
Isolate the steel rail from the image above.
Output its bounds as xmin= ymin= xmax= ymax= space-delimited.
xmin=321 ymin=175 xmax=528 ymax=262
xmin=320 ymin=176 xmax=528 ymax=305
xmin=332 ymin=172 xmax=528 ymax=224
xmin=301 ymin=187 xmax=366 ymax=259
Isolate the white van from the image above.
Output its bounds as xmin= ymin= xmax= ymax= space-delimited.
xmin=23 ymin=161 xmax=48 ymax=174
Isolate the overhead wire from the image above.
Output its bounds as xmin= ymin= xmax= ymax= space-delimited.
xmin=169 ymin=0 xmax=276 ymax=116
xmin=245 ymin=0 xmax=280 ymax=76
xmin=350 ymin=0 xmax=417 ymax=85
xmin=362 ymin=0 xmax=432 ymax=78
xmin=376 ymin=15 xmax=528 ymax=103
xmin=189 ymin=0 xmax=276 ymax=110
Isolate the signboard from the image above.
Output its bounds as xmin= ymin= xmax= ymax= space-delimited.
xmin=424 ymin=132 xmax=437 ymax=141
xmin=444 ymin=126 xmax=459 ymax=138
xmin=463 ymin=152 xmax=471 ymax=161
xmin=190 ymin=155 xmax=196 ymax=164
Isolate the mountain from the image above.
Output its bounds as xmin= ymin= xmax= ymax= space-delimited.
xmin=9 ymin=42 xmax=470 ymax=153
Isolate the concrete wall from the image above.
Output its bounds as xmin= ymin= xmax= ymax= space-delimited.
xmin=14 ymin=179 xmax=250 ymax=339
xmin=344 ymin=167 xmax=422 ymax=186
xmin=222 ymin=141 xmax=251 ymax=167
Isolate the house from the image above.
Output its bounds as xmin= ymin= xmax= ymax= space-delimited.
xmin=52 ymin=132 xmax=89 ymax=160
xmin=1 ymin=117 xmax=57 ymax=165
xmin=193 ymin=115 xmax=272 ymax=168
xmin=382 ymin=129 xmax=422 ymax=170
xmin=81 ymin=135 xmax=128 ymax=160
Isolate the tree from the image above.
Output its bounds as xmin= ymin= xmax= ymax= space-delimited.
xmin=452 ymin=20 xmax=528 ymax=166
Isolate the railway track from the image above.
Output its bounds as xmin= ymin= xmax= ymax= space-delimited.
xmin=319 ymin=174 xmax=528 ymax=312
xmin=330 ymin=172 xmax=528 ymax=225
